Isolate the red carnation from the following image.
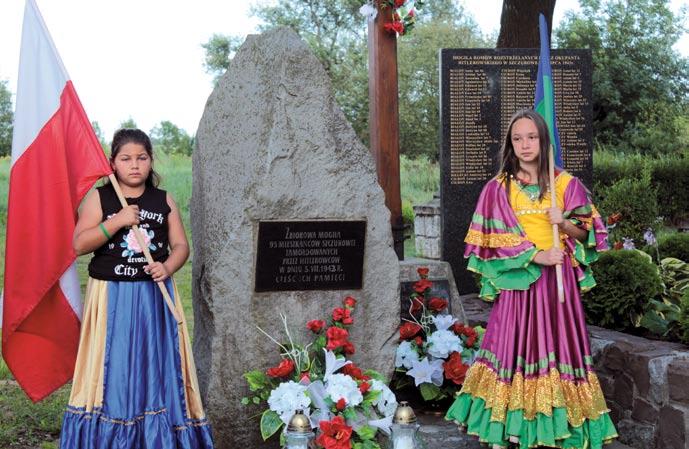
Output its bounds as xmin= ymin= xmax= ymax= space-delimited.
xmin=607 ymin=212 xmax=622 ymax=226
xmin=408 ymin=8 xmax=415 ymax=17
xmin=266 ymin=359 xmax=295 ymax=378
xmin=316 ymin=416 xmax=353 ymax=449
xmin=466 ymin=335 xmax=477 ymax=347
xmin=413 ymin=278 xmax=433 ymax=294
xmin=414 ymin=336 xmax=424 ymax=347
xmin=333 ymin=307 xmax=353 ymax=325
xmin=443 ymin=352 xmax=469 ymax=385
xmin=400 ymin=322 xmax=422 ymax=340
xmin=342 ymin=363 xmax=370 ymax=381
xmin=394 ymin=0 xmax=405 ymax=7
xmin=307 ymin=319 xmax=326 ymax=333
xmin=300 ymin=371 xmax=311 ymax=383
xmin=451 ymin=322 xmax=466 ymax=335
xmin=343 ymin=341 xmax=355 ymax=355
xmin=409 ymin=297 xmax=423 ymax=315
xmin=326 ymin=326 xmax=350 ymax=350
xmin=359 ymin=381 xmax=371 ymax=394
xmin=417 ymin=267 xmax=429 ymax=278
xmin=336 ymin=398 xmax=347 ymax=411
xmin=384 ymin=20 xmax=405 ymax=35
xmin=344 ymin=296 xmax=357 ymax=308
xmin=428 ymin=297 xmax=448 ymax=312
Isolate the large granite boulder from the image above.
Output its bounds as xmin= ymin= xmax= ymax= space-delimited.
xmin=191 ymin=27 xmax=400 ymax=448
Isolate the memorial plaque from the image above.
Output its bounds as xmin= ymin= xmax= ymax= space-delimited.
xmin=255 ymin=220 xmax=366 ymax=292
xmin=439 ymin=48 xmax=593 ymax=294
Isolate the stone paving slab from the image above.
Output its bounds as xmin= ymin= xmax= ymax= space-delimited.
xmin=417 ymin=413 xmax=633 ymax=449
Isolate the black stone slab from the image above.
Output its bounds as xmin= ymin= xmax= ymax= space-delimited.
xmin=400 ymin=279 xmax=453 ymax=323
xmin=439 ymin=48 xmax=593 ymax=294
xmin=254 ymin=220 xmax=366 ymax=292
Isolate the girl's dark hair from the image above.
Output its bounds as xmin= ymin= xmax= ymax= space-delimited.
xmin=498 ymin=109 xmax=552 ymax=202
xmin=109 ymin=128 xmax=161 ymax=187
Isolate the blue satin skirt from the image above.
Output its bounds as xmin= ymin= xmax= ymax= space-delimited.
xmin=59 ymin=278 xmax=214 ymax=449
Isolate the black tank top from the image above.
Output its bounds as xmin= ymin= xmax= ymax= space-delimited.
xmin=88 ymin=184 xmax=171 ymax=281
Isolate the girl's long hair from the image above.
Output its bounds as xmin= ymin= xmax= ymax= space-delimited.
xmin=108 ymin=128 xmax=161 ymax=188
xmin=498 ymin=109 xmax=552 ymax=202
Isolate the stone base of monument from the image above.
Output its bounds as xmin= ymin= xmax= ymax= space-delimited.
xmin=400 ymin=259 xmax=467 ymax=325
xmin=413 ymin=196 xmax=441 ymax=260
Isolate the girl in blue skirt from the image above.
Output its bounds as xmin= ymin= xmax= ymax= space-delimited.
xmin=59 ymin=129 xmax=214 ymax=449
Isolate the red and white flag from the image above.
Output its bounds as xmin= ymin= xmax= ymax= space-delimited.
xmin=2 ymin=0 xmax=112 ymax=402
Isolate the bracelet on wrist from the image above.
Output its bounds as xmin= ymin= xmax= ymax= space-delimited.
xmin=99 ymin=222 xmax=112 ymax=239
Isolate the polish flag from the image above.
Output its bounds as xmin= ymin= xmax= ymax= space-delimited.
xmin=1 ymin=0 xmax=112 ymax=402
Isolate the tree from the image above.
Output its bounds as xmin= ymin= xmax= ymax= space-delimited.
xmin=150 ymin=120 xmax=193 ymax=155
xmin=398 ymin=13 xmax=491 ymax=158
xmin=91 ymin=121 xmax=108 ymax=150
xmin=497 ymin=0 xmax=556 ymax=48
xmin=0 ymin=80 xmax=13 ymax=157
xmin=119 ymin=117 xmax=138 ymax=129
xmin=202 ymin=33 xmax=244 ymax=84
xmin=556 ymin=0 xmax=689 ymax=155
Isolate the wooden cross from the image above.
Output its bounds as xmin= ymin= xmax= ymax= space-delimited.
xmin=368 ymin=2 xmax=404 ymax=260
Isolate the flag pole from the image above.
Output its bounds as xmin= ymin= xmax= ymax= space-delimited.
xmin=549 ymin=145 xmax=565 ymax=303
xmin=108 ymin=174 xmax=182 ymax=323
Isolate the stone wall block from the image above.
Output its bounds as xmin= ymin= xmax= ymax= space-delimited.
xmin=659 ymin=404 xmax=688 ymax=449
xmin=631 ymin=397 xmax=659 ymax=424
xmin=430 ymin=215 xmax=441 ymax=238
xmin=647 ymin=355 xmax=674 ymax=405
xmin=414 ymin=215 xmax=426 ymax=237
xmin=617 ymin=419 xmax=657 ymax=449
xmin=614 ymin=373 xmax=635 ymax=410
xmin=668 ymin=358 xmax=689 ymax=404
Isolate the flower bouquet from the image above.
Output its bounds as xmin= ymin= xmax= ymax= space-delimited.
xmin=392 ymin=268 xmax=484 ymax=406
xmin=242 ymin=296 xmax=398 ymax=449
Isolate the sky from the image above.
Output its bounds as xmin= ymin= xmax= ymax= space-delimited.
xmin=0 ymin=0 xmax=687 ymax=139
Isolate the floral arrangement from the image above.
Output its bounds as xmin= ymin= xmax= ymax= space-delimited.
xmin=242 ymin=296 xmax=398 ymax=449
xmin=359 ymin=0 xmax=424 ymax=36
xmin=393 ymin=267 xmax=483 ymax=403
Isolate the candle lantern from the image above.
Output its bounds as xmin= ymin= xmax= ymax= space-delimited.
xmin=283 ymin=410 xmax=314 ymax=449
xmin=390 ymin=401 xmax=421 ymax=449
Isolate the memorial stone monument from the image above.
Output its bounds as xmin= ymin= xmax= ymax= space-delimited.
xmin=191 ymin=27 xmax=400 ymax=448
xmin=439 ymin=48 xmax=593 ymax=294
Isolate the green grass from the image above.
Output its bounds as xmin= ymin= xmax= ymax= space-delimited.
xmin=0 ymin=153 xmax=438 ymax=445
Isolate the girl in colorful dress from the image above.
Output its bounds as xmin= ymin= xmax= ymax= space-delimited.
xmin=59 ymin=129 xmax=214 ymax=448
xmin=445 ymin=109 xmax=617 ymax=448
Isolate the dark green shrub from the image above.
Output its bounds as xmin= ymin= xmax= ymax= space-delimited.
xmin=652 ymin=156 xmax=689 ymax=224
xmin=583 ymin=250 xmax=663 ymax=331
xmin=593 ymin=150 xmax=689 ymax=224
xmin=598 ymin=170 xmax=658 ymax=245
xmin=678 ymin=289 xmax=689 ymax=345
xmin=657 ymin=233 xmax=689 ymax=263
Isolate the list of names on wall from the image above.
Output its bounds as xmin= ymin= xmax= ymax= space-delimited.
xmin=443 ymin=50 xmax=592 ymax=186
xmin=254 ymin=220 xmax=366 ymax=292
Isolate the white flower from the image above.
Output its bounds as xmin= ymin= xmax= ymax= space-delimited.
xmin=623 ymin=237 xmax=635 ymax=250
xmin=369 ymin=379 xmax=398 ymax=417
xmin=427 ymin=329 xmax=463 ymax=359
xmin=407 ymin=357 xmax=445 ymax=386
xmin=267 ymin=381 xmax=311 ymax=425
xmin=395 ymin=341 xmax=420 ymax=369
xmin=359 ymin=2 xmax=378 ymax=20
xmin=644 ymin=228 xmax=657 ymax=246
xmin=325 ymin=373 xmax=363 ymax=407
xmin=367 ymin=414 xmax=394 ymax=435
xmin=432 ymin=314 xmax=456 ymax=331
xmin=323 ymin=349 xmax=351 ymax=380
